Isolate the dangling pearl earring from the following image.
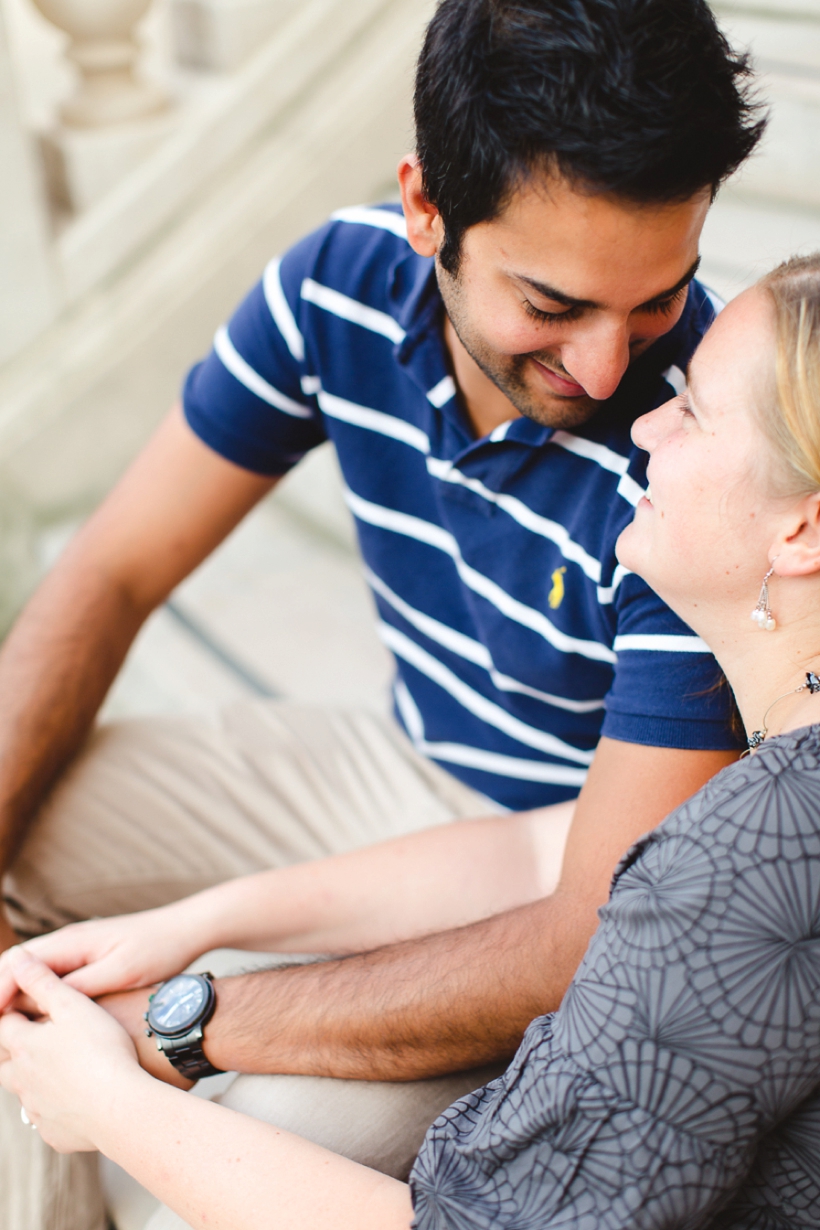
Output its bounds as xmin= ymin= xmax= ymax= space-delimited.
xmin=751 ymin=564 xmax=777 ymax=631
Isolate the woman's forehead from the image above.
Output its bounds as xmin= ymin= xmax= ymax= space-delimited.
xmin=689 ymin=288 xmax=775 ymax=412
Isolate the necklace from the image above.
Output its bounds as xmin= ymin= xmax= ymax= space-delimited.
xmin=745 ymin=671 xmax=820 ymax=754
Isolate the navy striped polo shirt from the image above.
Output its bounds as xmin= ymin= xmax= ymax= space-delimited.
xmin=183 ymin=203 xmax=740 ymax=811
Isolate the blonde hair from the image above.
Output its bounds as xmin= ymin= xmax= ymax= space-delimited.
xmin=760 ymin=253 xmax=820 ymax=495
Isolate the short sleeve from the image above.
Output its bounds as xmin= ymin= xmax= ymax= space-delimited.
xmin=602 ymin=572 xmax=743 ymax=751
xmin=182 ymin=229 xmax=329 ymax=475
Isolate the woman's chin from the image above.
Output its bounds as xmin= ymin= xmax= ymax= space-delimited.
xmin=614 ymin=520 xmax=645 ymax=576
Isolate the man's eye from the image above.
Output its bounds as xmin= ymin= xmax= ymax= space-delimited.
xmin=522 ymin=300 xmax=580 ymax=325
xmin=642 ymin=287 xmax=688 ymax=317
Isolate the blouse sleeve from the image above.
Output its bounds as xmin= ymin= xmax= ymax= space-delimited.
xmin=410 ymin=739 xmax=820 ymax=1228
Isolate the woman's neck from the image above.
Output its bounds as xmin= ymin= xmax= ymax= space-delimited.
xmin=703 ymin=592 xmax=820 ymax=744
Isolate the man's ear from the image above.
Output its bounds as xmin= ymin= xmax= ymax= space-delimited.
xmin=771 ymin=492 xmax=820 ymax=577
xmin=398 ymin=155 xmax=444 ymax=258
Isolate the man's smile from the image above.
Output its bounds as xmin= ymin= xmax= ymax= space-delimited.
xmin=530 ymin=357 xmax=587 ymax=398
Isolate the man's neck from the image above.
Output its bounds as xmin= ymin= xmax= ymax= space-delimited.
xmin=443 ymin=316 xmax=521 ymax=440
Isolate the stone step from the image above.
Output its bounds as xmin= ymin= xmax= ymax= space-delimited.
xmin=700 ymin=188 xmax=820 ymax=299
xmin=714 ymin=1 xmax=820 ymax=206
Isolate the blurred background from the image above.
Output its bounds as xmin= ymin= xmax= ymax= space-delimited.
xmin=0 ymin=0 xmax=819 ymax=725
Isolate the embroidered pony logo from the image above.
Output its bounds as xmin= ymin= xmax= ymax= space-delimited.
xmin=548 ymin=566 xmax=567 ymax=610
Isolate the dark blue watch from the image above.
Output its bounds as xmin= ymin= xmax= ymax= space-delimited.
xmin=144 ymin=972 xmax=224 ymax=1080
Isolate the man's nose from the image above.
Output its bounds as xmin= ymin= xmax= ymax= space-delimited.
xmin=562 ymin=321 xmax=631 ymax=402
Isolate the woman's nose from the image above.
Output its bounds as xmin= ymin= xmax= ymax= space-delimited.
xmin=632 ymin=400 xmax=674 ymax=452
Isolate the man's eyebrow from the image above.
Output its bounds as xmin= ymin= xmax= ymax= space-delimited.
xmin=516 ymin=257 xmax=702 ymax=312
xmin=638 ymin=257 xmax=702 ymax=310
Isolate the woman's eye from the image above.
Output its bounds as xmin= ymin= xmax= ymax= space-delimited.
xmin=678 ymin=392 xmax=694 ymax=416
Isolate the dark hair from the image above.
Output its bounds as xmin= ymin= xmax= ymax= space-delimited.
xmin=415 ymin=0 xmax=766 ymax=272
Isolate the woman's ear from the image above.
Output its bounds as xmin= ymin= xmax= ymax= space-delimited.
xmin=397 ymin=155 xmax=444 ymax=258
xmin=771 ymin=492 xmax=820 ymax=577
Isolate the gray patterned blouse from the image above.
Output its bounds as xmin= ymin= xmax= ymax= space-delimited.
xmin=410 ymin=724 xmax=820 ymax=1229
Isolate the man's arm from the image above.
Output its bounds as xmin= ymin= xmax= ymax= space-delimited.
xmin=108 ymin=738 xmax=737 ymax=1082
xmin=0 ymin=406 xmax=276 ymax=952
xmin=13 ymin=801 xmax=573 ymax=1002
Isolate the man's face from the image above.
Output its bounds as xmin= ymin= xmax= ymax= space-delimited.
xmin=437 ymin=174 xmax=711 ymax=430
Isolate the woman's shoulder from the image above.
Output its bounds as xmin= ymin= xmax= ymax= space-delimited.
xmin=613 ymin=723 xmax=820 ymax=893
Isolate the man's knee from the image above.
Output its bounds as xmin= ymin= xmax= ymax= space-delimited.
xmin=213 ymin=1065 xmax=504 ymax=1181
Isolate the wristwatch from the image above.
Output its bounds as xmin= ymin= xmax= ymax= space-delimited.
xmin=144 ymin=972 xmax=225 ymax=1080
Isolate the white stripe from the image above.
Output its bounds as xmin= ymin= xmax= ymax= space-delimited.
xmin=367 ymin=566 xmax=488 ymax=666
xmin=368 ymin=566 xmax=604 ymax=714
xmin=427 ymin=375 xmax=456 ymax=408
xmin=393 ymin=677 xmax=426 ymax=742
xmin=301 ymin=279 xmax=406 ymax=344
xmin=663 ymin=365 xmax=686 ymax=395
xmin=489 ymin=669 xmax=604 ymax=713
xmin=596 ymin=565 xmax=632 ymax=605
xmin=262 ymin=257 xmax=304 ymax=362
xmin=617 ymin=473 xmax=647 ymax=507
xmin=380 ymin=622 xmax=595 ymax=765
xmin=552 ymin=430 xmax=630 ymax=477
xmin=213 ymin=326 xmax=312 ymax=419
xmin=331 ymin=205 xmax=409 ymax=240
xmin=553 ymin=431 xmax=646 ymax=506
xmin=318 ymin=390 xmax=430 ymax=454
xmin=426 ymin=457 xmax=602 ymax=583
xmin=490 ymin=421 xmax=512 ymax=442
xmin=417 ymin=742 xmax=588 ymax=787
xmin=346 ymin=489 xmax=616 ymax=664
xmin=345 ymin=487 xmax=455 ymax=552
xmin=301 ymin=375 xmax=322 ymax=395
xmin=393 ymin=680 xmax=586 ymax=787
xmin=614 ymin=633 xmax=710 ymax=653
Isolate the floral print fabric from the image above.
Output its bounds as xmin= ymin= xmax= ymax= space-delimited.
xmin=410 ymin=725 xmax=820 ymax=1229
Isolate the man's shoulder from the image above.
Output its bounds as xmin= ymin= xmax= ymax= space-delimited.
xmin=280 ymin=203 xmax=427 ymax=311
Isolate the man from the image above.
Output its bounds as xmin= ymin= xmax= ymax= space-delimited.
xmin=0 ymin=0 xmax=763 ymax=1224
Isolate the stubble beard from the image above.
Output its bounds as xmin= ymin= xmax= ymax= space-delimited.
xmin=437 ymin=262 xmax=602 ymax=431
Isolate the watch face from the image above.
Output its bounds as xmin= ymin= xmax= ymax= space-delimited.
xmin=148 ymin=975 xmax=209 ymax=1036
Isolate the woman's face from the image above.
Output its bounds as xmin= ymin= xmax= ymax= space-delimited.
xmin=617 ymin=287 xmax=781 ymax=631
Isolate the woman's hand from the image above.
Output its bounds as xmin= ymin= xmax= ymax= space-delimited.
xmin=0 ymin=904 xmax=206 ymax=1007
xmin=0 ymin=947 xmax=148 ymax=1153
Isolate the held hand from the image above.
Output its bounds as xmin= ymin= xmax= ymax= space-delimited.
xmin=0 ymin=948 xmax=145 ymax=1153
xmin=9 ymin=906 xmax=204 ymax=1001
xmin=98 ymin=988 xmax=194 ymax=1091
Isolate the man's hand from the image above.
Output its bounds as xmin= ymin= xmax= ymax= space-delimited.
xmin=98 ymin=987 xmax=194 ymax=1090
xmin=0 ymin=942 xmax=194 ymax=1088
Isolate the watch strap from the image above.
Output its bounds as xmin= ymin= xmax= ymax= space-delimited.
xmin=156 ymin=1024 xmax=224 ymax=1081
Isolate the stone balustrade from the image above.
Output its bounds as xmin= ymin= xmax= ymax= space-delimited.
xmin=31 ymin=0 xmax=169 ymax=126
xmin=0 ymin=0 xmax=818 ymax=638
xmin=172 ymin=0 xmax=298 ymax=71
xmin=0 ymin=0 xmax=817 ymax=346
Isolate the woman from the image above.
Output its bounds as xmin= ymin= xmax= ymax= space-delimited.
xmin=3 ymin=253 xmax=820 ymax=1229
